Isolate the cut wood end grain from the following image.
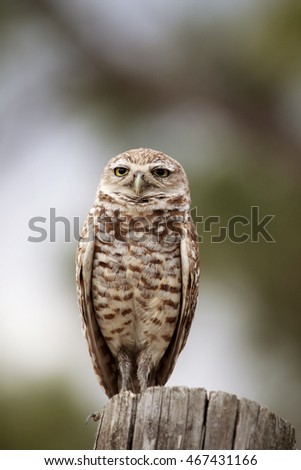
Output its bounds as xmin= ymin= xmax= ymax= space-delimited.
xmin=94 ymin=386 xmax=296 ymax=450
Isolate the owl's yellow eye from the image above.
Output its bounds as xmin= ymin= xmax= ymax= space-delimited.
xmin=114 ymin=167 xmax=129 ymax=177
xmin=152 ymin=168 xmax=170 ymax=178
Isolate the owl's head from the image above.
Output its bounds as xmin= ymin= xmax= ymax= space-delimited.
xmin=99 ymin=148 xmax=190 ymax=203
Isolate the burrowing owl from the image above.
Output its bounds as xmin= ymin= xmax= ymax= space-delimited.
xmin=76 ymin=148 xmax=199 ymax=397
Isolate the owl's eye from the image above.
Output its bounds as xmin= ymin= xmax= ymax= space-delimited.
xmin=114 ymin=167 xmax=129 ymax=177
xmin=152 ymin=168 xmax=170 ymax=178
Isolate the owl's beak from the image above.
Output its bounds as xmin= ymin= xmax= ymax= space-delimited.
xmin=133 ymin=172 xmax=144 ymax=196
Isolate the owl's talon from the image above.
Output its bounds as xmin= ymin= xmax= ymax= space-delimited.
xmin=85 ymin=412 xmax=101 ymax=424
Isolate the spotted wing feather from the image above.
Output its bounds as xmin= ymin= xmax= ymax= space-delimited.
xmin=156 ymin=216 xmax=200 ymax=385
xmin=76 ymin=214 xmax=118 ymax=398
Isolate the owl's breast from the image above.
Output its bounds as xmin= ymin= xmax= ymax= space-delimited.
xmin=92 ymin=236 xmax=182 ymax=364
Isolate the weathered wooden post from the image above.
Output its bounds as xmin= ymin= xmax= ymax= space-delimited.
xmin=94 ymin=386 xmax=296 ymax=450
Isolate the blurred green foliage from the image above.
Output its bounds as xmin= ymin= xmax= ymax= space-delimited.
xmin=191 ymin=158 xmax=301 ymax=353
xmin=0 ymin=380 xmax=96 ymax=449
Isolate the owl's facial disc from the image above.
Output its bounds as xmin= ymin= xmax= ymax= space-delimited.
xmin=100 ymin=150 xmax=189 ymax=203
xmin=108 ymin=163 xmax=173 ymax=200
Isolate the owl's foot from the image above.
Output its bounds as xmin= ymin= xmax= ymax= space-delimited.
xmin=117 ymin=348 xmax=133 ymax=392
xmin=137 ymin=349 xmax=152 ymax=392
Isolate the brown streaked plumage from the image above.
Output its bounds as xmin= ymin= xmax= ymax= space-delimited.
xmin=76 ymin=148 xmax=200 ymax=397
